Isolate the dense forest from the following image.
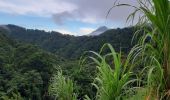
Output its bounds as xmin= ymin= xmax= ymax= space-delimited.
xmin=1 ymin=24 xmax=135 ymax=58
xmin=0 ymin=24 xmax=135 ymax=99
xmin=0 ymin=29 xmax=63 ymax=99
xmin=0 ymin=0 xmax=170 ymax=100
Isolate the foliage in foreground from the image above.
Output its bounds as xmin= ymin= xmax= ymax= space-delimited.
xmin=48 ymin=71 xmax=77 ymax=100
xmin=124 ymin=0 xmax=170 ymax=99
xmin=107 ymin=0 xmax=170 ymax=99
xmin=89 ymin=43 xmax=133 ymax=100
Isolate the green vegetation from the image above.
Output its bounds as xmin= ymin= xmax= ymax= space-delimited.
xmin=90 ymin=44 xmax=133 ymax=100
xmin=0 ymin=30 xmax=97 ymax=99
xmin=49 ymin=71 xmax=77 ymax=100
xmin=0 ymin=30 xmax=62 ymax=99
xmin=122 ymin=0 xmax=170 ymax=99
xmin=3 ymin=25 xmax=135 ymax=58
xmin=0 ymin=0 xmax=170 ymax=100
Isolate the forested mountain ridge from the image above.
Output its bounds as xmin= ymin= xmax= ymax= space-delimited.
xmin=0 ymin=29 xmax=98 ymax=99
xmin=1 ymin=24 xmax=135 ymax=59
xmin=0 ymin=24 xmax=137 ymax=99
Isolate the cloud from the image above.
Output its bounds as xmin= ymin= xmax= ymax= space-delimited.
xmin=0 ymin=0 xmax=139 ymax=26
xmin=79 ymin=27 xmax=95 ymax=35
xmin=53 ymin=27 xmax=95 ymax=36
xmin=57 ymin=27 xmax=95 ymax=36
xmin=52 ymin=11 xmax=74 ymax=25
xmin=57 ymin=29 xmax=76 ymax=35
xmin=0 ymin=0 xmax=77 ymax=16
xmin=52 ymin=0 xmax=139 ymax=25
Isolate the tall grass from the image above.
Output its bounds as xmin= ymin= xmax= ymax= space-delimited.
xmin=48 ymin=71 xmax=77 ymax=100
xmin=111 ymin=0 xmax=170 ymax=99
xmin=141 ymin=0 xmax=170 ymax=89
xmin=104 ymin=0 xmax=170 ymax=99
xmin=134 ymin=0 xmax=169 ymax=99
xmin=89 ymin=43 xmax=135 ymax=100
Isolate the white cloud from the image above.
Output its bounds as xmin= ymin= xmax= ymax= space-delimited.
xmin=79 ymin=27 xmax=95 ymax=35
xmin=57 ymin=29 xmax=76 ymax=35
xmin=27 ymin=26 xmax=77 ymax=35
xmin=80 ymin=17 xmax=98 ymax=24
xmin=40 ymin=27 xmax=95 ymax=36
xmin=57 ymin=28 xmax=95 ymax=36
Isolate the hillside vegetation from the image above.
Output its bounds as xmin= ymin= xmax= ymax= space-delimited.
xmin=0 ymin=25 xmax=136 ymax=99
xmin=0 ymin=30 xmax=64 ymax=99
xmin=2 ymin=25 xmax=135 ymax=58
xmin=0 ymin=0 xmax=170 ymax=100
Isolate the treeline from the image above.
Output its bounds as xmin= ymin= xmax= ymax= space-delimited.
xmin=3 ymin=25 xmax=135 ymax=58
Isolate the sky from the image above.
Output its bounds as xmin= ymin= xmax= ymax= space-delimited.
xmin=0 ymin=0 xmax=138 ymax=36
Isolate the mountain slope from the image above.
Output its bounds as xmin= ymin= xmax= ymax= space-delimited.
xmin=88 ymin=26 xmax=108 ymax=36
xmin=1 ymin=24 xmax=135 ymax=59
xmin=0 ymin=25 xmax=137 ymax=99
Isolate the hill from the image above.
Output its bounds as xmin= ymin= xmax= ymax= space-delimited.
xmin=0 ymin=24 xmax=138 ymax=99
xmin=0 ymin=28 xmax=99 ymax=99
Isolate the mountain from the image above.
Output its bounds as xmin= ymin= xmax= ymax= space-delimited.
xmin=0 ymin=27 xmax=100 ymax=99
xmin=0 ymin=24 xmax=136 ymax=59
xmin=0 ymin=24 xmax=137 ymax=99
xmin=88 ymin=26 xmax=108 ymax=36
